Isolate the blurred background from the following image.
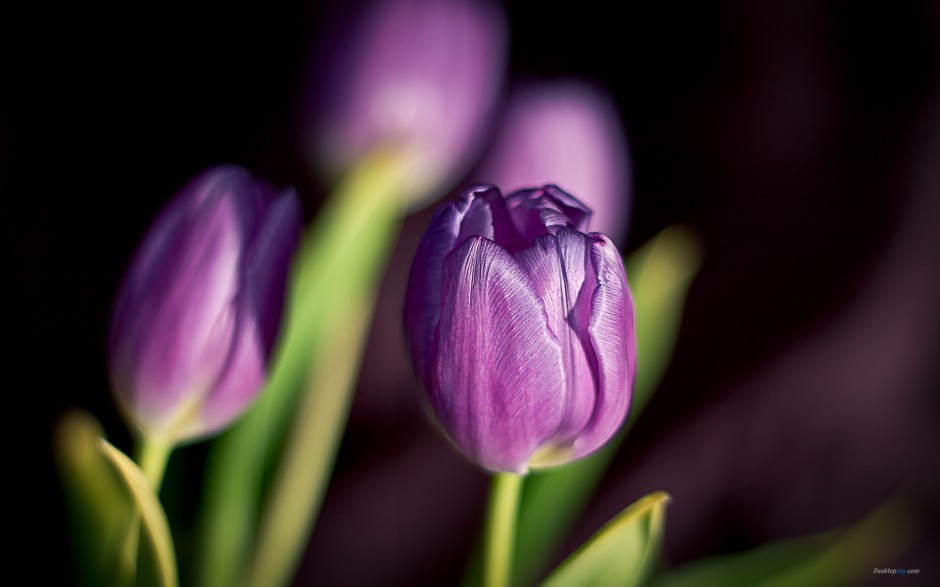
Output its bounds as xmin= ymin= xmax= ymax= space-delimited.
xmin=5 ymin=0 xmax=939 ymax=584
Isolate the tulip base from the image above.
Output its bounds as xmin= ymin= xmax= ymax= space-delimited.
xmin=483 ymin=472 xmax=524 ymax=587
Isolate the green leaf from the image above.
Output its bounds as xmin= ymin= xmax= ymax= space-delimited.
xmin=54 ymin=409 xmax=134 ymax=586
xmin=197 ymin=150 xmax=409 ymax=587
xmin=244 ymin=300 xmax=378 ymax=587
xmin=651 ymin=500 xmax=919 ymax=587
xmin=541 ymin=491 xmax=671 ymax=587
xmin=99 ymin=437 xmax=179 ymax=587
xmin=501 ymin=225 xmax=703 ymax=587
xmin=195 ymin=410 xmax=268 ymax=587
xmin=627 ymin=224 xmax=703 ymax=416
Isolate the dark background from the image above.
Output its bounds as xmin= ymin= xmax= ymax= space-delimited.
xmin=5 ymin=0 xmax=939 ymax=584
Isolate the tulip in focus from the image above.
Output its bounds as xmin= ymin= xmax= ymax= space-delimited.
xmin=304 ymin=0 xmax=507 ymax=204
xmin=109 ymin=166 xmax=301 ymax=444
xmin=478 ymin=81 xmax=632 ymax=242
xmin=405 ymin=185 xmax=636 ymax=473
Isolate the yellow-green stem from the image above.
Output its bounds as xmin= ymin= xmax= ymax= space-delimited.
xmin=484 ymin=472 xmax=524 ymax=587
xmin=137 ymin=435 xmax=173 ymax=492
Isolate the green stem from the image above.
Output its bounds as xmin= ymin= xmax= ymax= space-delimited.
xmin=484 ymin=472 xmax=524 ymax=587
xmin=137 ymin=435 xmax=173 ymax=493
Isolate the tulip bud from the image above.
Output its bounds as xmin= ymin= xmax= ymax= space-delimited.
xmin=404 ymin=185 xmax=636 ymax=473
xmin=109 ymin=166 xmax=301 ymax=444
xmin=478 ymin=81 xmax=632 ymax=243
xmin=303 ymin=0 xmax=507 ymax=204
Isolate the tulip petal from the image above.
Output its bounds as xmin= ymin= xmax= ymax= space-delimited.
xmin=455 ymin=187 xmax=524 ymax=250
xmin=243 ymin=189 xmax=302 ymax=356
xmin=195 ymin=311 xmax=266 ymax=439
xmin=513 ymin=228 xmax=598 ymax=447
xmin=433 ymin=236 xmax=565 ymax=472
xmin=405 ymin=197 xmax=471 ymax=387
xmin=405 ymin=185 xmax=520 ymax=386
xmin=505 ymin=185 xmax=592 ymax=239
xmin=571 ymin=235 xmax=635 ymax=459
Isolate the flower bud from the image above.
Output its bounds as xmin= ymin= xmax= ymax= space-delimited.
xmin=109 ymin=166 xmax=301 ymax=444
xmin=478 ymin=81 xmax=632 ymax=242
xmin=404 ymin=185 xmax=636 ymax=473
xmin=304 ymin=0 xmax=507 ymax=204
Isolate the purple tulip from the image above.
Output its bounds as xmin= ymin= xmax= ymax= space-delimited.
xmin=304 ymin=0 xmax=507 ymax=203
xmin=404 ymin=185 xmax=636 ymax=473
xmin=109 ymin=166 xmax=301 ymax=443
xmin=477 ymin=81 xmax=632 ymax=243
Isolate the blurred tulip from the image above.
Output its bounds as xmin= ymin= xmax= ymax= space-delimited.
xmin=109 ymin=166 xmax=301 ymax=444
xmin=404 ymin=185 xmax=636 ymax=473
xmin=304 ymin=0 xmax=507 ymax=205
xmin=478 ymin=81 xmax=632 ymax=242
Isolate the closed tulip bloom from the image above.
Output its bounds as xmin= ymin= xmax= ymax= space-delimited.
xmin=109 ymin=166 xmax=301 ymax=444
xmin=405 ymin=185 xmax=636 ymax=473
xmin=478 ymin=81 xmax=631 ymax=243
xmin=305 ymin=0 xmax=507 ymax=203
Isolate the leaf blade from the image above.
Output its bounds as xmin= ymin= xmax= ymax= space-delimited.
xmin=99 ymin=438 xmax=179 ymax=587
xmin=541 ymin=491 xmax=671 ymax=587
xmin=651 ymin=500 xmax=919 ymax=587
xmin=54 ymin=410 xmax=134 ymax=586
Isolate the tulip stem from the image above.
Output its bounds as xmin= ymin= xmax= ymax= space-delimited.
xmin=137 ymin=435 xmax=173 ymax=492
xmin=484 ymin=472 xmax=524 ymax=587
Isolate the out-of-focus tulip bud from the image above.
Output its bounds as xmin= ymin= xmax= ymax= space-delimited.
xmin=477 ymin=81 xmax=632 ymax=243
xmin=304 ymin=0 xmax=507 ymax=205
xmin=109 ymin=166 xmax=301 ymax=444
xmin=404 ymin=185 xmax=636 ymax=473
